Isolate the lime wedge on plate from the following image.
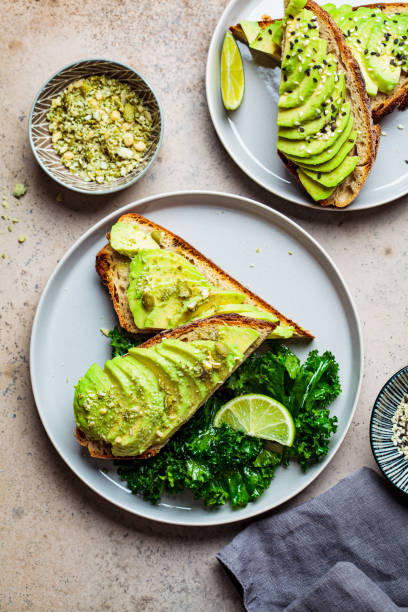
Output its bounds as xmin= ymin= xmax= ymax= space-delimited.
xmin=214 ymin=394 xmax=296 ymax=446
xmin=220 ymin=30 xmax=245 ymax=110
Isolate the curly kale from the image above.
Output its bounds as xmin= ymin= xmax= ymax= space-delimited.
xmin=107 ymin=326 xmax=149 ymax=358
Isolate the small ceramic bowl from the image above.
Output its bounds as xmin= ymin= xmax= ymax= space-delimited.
xmin=370 ymin=365 xmax=408 ymax=495
xmin=29 ymin=59 xmax=163 ymax=195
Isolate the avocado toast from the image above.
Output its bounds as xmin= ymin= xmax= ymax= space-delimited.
xmin=74 ymin=315 xmax=277 ymax=459
xmin=96 ymin=213 xmax=313 ymax=339
xmin=230 ymin=2 xmax=408 ymax=122
xmin=275 ymin=0 xmax=379 ymax=206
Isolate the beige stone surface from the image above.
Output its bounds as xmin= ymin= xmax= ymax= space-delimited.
xmin=0 ymin=0 xmax=407 ymax=610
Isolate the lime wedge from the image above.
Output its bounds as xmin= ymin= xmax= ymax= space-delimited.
xmin=214 ymin=394 xmax=295 ymax=446
xmin=221 ymin=30 xmax=245 ymax=110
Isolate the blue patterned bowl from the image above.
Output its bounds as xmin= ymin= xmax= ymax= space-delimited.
xmin=370 ymin=366 xmax=408 ymax=495
xmin=29 ymin=59 xmax=163 ymax=195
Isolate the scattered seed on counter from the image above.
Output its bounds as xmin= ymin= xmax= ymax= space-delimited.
xmin=13 ymin=183 xmax=27 ymax=198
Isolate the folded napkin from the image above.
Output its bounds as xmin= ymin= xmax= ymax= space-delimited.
xmin=218 ymin=468 xmax=408 ymax=611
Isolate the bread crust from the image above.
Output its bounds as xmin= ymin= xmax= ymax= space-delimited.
xmin=230 ymin=3 xmax=408 ymax=122
xmin=95 ymin=213 xmax=313 ymax=338
xmin=278 ymin=0 xmax=379 ymax=208
xmin=76 ymin=314 xmax=277 ymax=460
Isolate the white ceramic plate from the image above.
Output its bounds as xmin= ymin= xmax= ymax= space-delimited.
xmin=206 ymin=0 xmax=408 ymax=210
xmin=30 ymin=191 xmax=363 ymax=526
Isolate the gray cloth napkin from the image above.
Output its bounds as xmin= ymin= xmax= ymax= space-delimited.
xmin=217 ymin=468 xmax=408 ymax=612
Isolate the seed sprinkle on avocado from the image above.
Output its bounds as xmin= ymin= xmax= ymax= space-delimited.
xmin=47 ymin=75 xmax=152 ymax=183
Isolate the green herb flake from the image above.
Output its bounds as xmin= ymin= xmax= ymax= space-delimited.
xmin=13 ymin=184 xmax=27 ymax=198
xmin=17 ymin=234 xmax=26 ymax=243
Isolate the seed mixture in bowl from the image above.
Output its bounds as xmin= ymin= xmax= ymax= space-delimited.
xmin=47 ymin=75 xmax=152 ymax=183
xmin=391 ymin=392 xmax=408 ymax=460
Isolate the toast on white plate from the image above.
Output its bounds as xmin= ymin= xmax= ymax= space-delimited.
xmin=96 ymin=213 xmax=313 ymax=339
xmin=230 ymin=2 xmax=408 ymax=122
xmin=275 ymin=0 xmax=380 ymax=207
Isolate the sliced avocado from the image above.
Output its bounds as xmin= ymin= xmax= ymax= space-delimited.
xmin=217 ymin=326 xmax=260 ymax=353
xmin=278 ymin=112 xmax=327 ymax=140
xmin=281 ymin=11 xmax=319 ymax=77
xmin=181 ymin=290 xmax=246 ymax=322
xmin=297 ymin=170 xmax=336 ymax=201
xmin=108 ymin=355 xmax=163 ymax=407
xmin=327 ymin=4 xmax=353 ymax=23
xmin=129 ymin=249 xmax=207 ymax=283
xmin=271 ymin=21 xmax=283 ymax=46
xmin=287 ymin=112 xmax=353 ymax=166
xmin=280 ymin=39 xmax=327 ymax=94
xmin=278 ymin=72 xmax=345 ymax=140
xmin=127 ymin=250 xmax=212 ymax=328
xmin=250 ymin=26 xmax=280 ymax=56
xmin=268 ymin=323 xmax=295 ymax=339
xmin=279 ymin=59 xmax=322 ymax=109
xmin=298 ymin=130 xmax=357 ymax=173
xmin=240 ymin=20 xmax=261 ymax=45
xmin=278 ymin=101 xmax=351 ymax=158
xmin=74 ymin=363 xmax=120 ymax=438
xmin=366 ymin=21 xmax=401 ymax=94
xmin=278 ymin=57 xmax=336 ymax=127
xmin=284 ymin=0 xmax=308 ymax=21
xmin=110 ymin=222 xmax=159 ymax=257
xmin=105 ymin=356 xmax=164 ymax=454
xmin=321 ymin=4 xmax=337 ymax=17
xmin=302 ymin=155 xmax=358 ymax=188
xmin=206 ymin=303 xmax=278 ymax=322
xmin=345 ymin=18 xmax=379 ymax=97
xmin=128 ymin=347 xmax=191 ymax=426
xmin=155 ymin=342 xmax=205 ymax=406
xmin=142 ymin=283 xmax=209 ymax=329
xmin=155 ymin=340 xmax=213 ymax=398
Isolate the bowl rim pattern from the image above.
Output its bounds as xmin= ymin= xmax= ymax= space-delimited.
xmin=28 ymin=58 xmax=164 ymax=195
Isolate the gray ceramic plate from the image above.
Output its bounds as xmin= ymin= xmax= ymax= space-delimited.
xmin=30 ymin=191 xmax=362 ymax=526
xmin=206 ymin=0 xmax=408 ymax=210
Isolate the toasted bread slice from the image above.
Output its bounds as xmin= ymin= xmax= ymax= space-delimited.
xmin=96 ymin=213 xmax=313 ymax=338
xmin=363 ymin=3 xmax=408 ymax=121
xmin=76 ymin=314 xmax=277 ymax=459
xmin=230 ymin=3 xmax=408 ymax=122
xmin=277 ymin=0 xmax=379 ymax=208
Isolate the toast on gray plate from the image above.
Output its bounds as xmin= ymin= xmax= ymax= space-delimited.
xmin=276 ymin=0 xmax=380 ymax=207
xmin=230 ymin=2 xmax=408 ymax=122
xmin=96 ymin=213 xmax=313 ymax=339
xmin=75 ymin=314 xmax=277 ymax=459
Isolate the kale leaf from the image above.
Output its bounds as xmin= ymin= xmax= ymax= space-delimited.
xmin=107 ymin=326 xmax=149 ymax=358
